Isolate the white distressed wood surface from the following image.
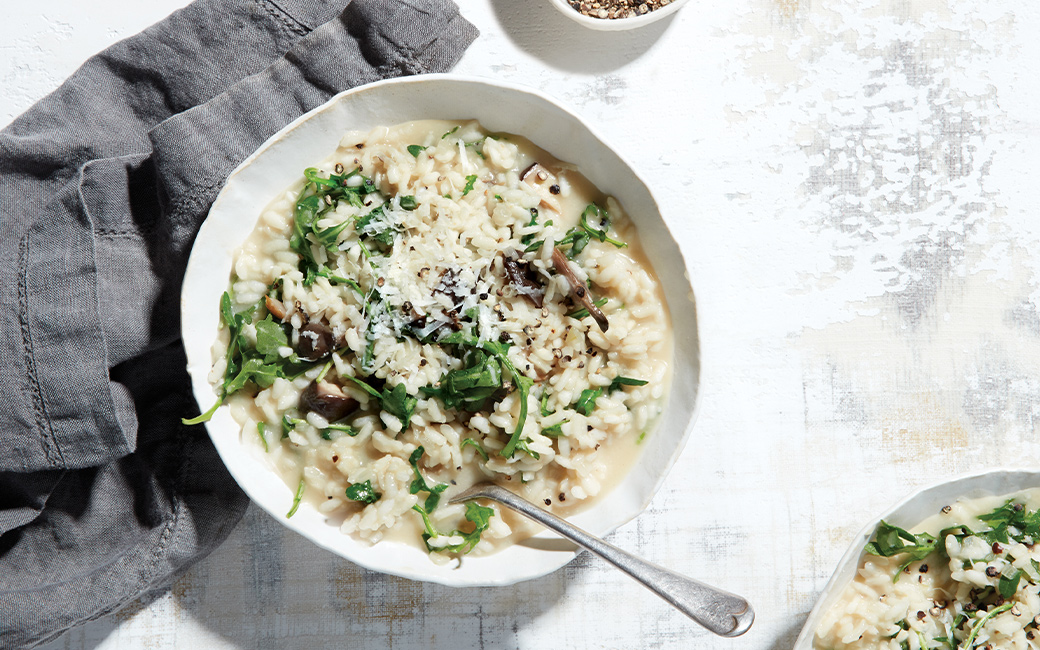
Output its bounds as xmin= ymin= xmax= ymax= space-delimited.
xmin=5 ymin=1 xmax=1040 ymax=648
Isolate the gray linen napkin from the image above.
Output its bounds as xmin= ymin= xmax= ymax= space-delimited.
xmin=0 ymin=1 xmax=476 ymax=647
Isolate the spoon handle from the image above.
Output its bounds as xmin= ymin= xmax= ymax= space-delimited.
xmin=458 ymin=484 xmax=754 ymax=637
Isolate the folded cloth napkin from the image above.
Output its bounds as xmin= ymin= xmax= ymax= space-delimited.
xmin=0 ymin=1 xmax=476 ymax=647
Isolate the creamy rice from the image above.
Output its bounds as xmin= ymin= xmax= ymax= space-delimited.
xmin=205 ymin=120 xmax=672 ymax=559
xmin=815 ymin=489 xmax=1040 ymax=650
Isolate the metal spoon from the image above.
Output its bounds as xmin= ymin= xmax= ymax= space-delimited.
xmin=449 ymin=483 xmax=754 ymax=637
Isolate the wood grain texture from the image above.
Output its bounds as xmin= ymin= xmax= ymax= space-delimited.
xmin=6 ymin=0 xmax=1040 ymax=648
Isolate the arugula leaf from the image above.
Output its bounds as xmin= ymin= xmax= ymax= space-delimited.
xmin=609 ymin=376 xmax=649 ymax=390
xmin=865 ymin=520 xmax=940 ymax=581
xmin=514 ymin=439 xmax=540 ymax=459
xmin=286 ymin=478 xmax=306 ymax=518
xmin=254 ymin=316 xmax=290 ymax=362
xmin=354 ymin=204 xmax=397 ymax=248
xmin=441 ymin=125 xmax=460 ymax=139
xmin=574 ymin=388 xmax=602 ymax=416
xmin=341 ymin=373 xmax=382 ymax=400
xmin=963 ymin=602 xmax=1014 ymax=649
xmin=407 ymin=144 xmax=426 ymax=157
xmin=540 ymin=390 xmax=554 ymax=417
xmin=572 ymin=376 xmax=648 ymax=417
xmin=520 ymin=208 xmax=539 ymax=246
xmin=424 ymin=331 xmax=533 ymax=458
xmin=421 ymin=348 xmax=503 ymax=410
xmin=399 ymin=195 xmax=419 ymax=211
xmin=408 ymin=446 xmax=449 ymax=511
xmin=998 ymin=569 xmax=1022 ymax=598
xmin=346 ymin=480 xmax=381 ymax=504
xmin=320 ymin=423 xmax=359 ymax=440
xmin=324 ymin=422 xmax=359 ymax=436
xmin=256 ymin=421 xmax=269 ymax=452
xmin=460 ymin=438 xmax=489 ymax=461
xmin=381 ymin=383 xmax=417 ymax=426
xmin=579 ymin=203 xmax=627 ymax=249
xmin=290 ymin=166 xmax=383 ymax=281
xmin=315 ymin=219 xmax=352 ymax=250
xmin=462 ymin=174 xmax=478 ymax=196
xmin=541 ymin=421 xmax=569 ymax=438
xmin=413 ymin=501 xmax=495 ymax=555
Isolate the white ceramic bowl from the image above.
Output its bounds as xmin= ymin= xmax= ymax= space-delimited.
xmin=181 ymin=74 xmax=700 ymax=586
xmin=546 ymin=0 xmax=691 ymax=31
xmin=793 ymin=468 xmax=1040 ymax=649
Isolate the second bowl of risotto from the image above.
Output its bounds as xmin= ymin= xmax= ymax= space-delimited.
xmin=181 ymin=75 xmax=699 ymax=586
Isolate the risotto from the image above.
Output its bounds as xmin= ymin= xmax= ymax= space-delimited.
xmin=191 ymin=120 xmax=672 ymax=559
xmin=814 ymin=489 xmax=1040 ymax=650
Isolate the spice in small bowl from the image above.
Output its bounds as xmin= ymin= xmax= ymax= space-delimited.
xmin=548 ymin=0 xmax=690 ymax=31
xmin=568 ymin=0 xmax=673 ymax=21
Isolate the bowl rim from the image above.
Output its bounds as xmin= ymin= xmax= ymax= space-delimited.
xmin=792 ymin=467 xmax=1040 ymax=649
xmin=181 ymin=73 xmax=701 ymax=586
xmin=544 ymin=0 xmax=690 ymax=31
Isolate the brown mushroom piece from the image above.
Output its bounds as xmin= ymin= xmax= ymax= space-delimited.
xmin=502 ymin=254 xmax=544 ymax=308
xmin=520 ymin=162 xmax=563 ymax=213
xmin=551 ymin=247 xmax=608 ymax=332
xmin=296 ymin=321 xmax=335 ymax=361
xmin=300 ymin=381 xmax=359 ymax=422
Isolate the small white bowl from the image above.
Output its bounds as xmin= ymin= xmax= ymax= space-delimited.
xmin=546 ymin=0 xmax=690 ymax=31
xmin=793 ymin=468 xmax=1040 ymax=649
xmin=181 ymin=74 xmax=700 ymax=586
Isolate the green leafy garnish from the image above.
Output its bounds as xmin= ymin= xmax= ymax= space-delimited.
xmin=183 ymin=291 xmax=313 ymax=425
xmin=291 ymin=167 xmax=376 ymax=282
xmin=340 ymin=373 xmax=416 ymax=431
xmin=998 ymin=569 xmax=1023 ymax=598
xmin=341 ymin=373 xmax=381 ymax=400
xmin=460 ymin=438 xmax=489 ymax=461
xmin=321 ymin=423 xmax=359 ymax=439
xmin=399 ymin=195 xmax=419 ymax=211
xmin=423 ymin=331 xmax=532 ymax=458
xmin=540 ymin=390 xmax=554 ymax=417
xmin=409 ymin=446 xmax=449 ymax=511
xmin=541 ymin=421 xmax=568 ymax=438
xmin=381 ymin=383 xmax=417 ymax=427
xmin=354 ymin=204 xmax=396 ymax=248
xmin=346 ymin=480 xmax=382 ymax=504
xmin=574 ymin=388 xmax=601 ymax=416
xmin=441 ymin=126 xmax=460 ymax=139
xmin=609 ymin=376 xmax=648 ymax=390
xmin=257 ymin=421 xmax=269 ymax=452
xmin=413 ymin=501 xmax=495 ymax=554
xmin=462 ymin=174 xmax=478 ymax=196
xmin=865 ymin=520 xmax=939 ymax=581
xmin=407 ymin=144 xmax=425 ymax=157
xmin=572 ymin=376 xmax=648 ymax=417
xmin=421 ymin=346 xmax=503 ymax=411
xmin=579 ymin=203 xmax=627 ymax=249
xmin=514 ymin=439 xmax=540 ymax=459
xmin=286 ymin=478 xmax=306 ymax=518
xmin=963 ymin=602 xmax=1013 ymax=649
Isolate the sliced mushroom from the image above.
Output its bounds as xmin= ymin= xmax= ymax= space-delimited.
xmin=296 ymin=321 xmax=335 ymax=361
xmin=520 ymin=162 xmax=562 ymax=213
xmin=552 ymin=247 xmax=608 ymax=332
xmin=300 ymin=381 xmax=359 ymax=422
xmin=503 ymin=253 xmax=545 ymax=308
xmin=265 ymin=295 xmax=288 ymax=320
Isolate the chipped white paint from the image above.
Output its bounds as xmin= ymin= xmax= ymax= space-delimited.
xmin=5 ymin=0 xmax=1040 ymax=649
